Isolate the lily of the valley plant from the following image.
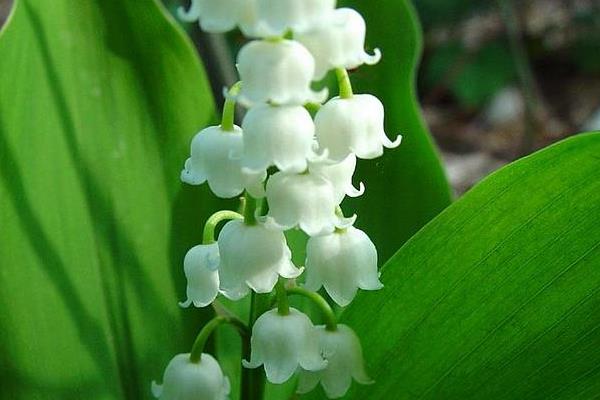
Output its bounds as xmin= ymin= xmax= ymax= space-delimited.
xmin=153 ymin=0 xmax=401 ymax=399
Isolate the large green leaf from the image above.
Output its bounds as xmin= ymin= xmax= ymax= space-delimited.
xmin=339 ymin=0 xmax=452 ymax=261
xmin=307 ymin=132 xmax=600 ymax=399
xmin=0 ymin=0 xmax=222 ymax=398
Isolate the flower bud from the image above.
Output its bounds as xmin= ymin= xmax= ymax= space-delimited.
xmin=296 ymin=8 xmax=381 ymax=80
xmin=314 ymin=94 xmax=402 ymax=161
xmin=178 ymin=0 xmax=257 ymax=35
xmin=243 ymin=308 xmax=327 ymax=384
xmin=152 ymin=353 xmax=230 ymax=400
xmin=297 ymin=324 xmax=373 ymax=398
xmin=181 ymin=126 xmax=247 ymax=198
xmin=242 ymin=104 xmax=315 ymax=174
xmin=178 ymin=244 xmax=220 ymax=308
xmin=253 ymin=0 xmax=336 ymax=37
xmin=217 ymin=220 xmax=302 ymax=300
xmin=305 ymin=226 xmax=382 ymax=306
xmin=310 ymin=154 xmax=364 ymax=204
xmin=265 ymin=171 xmax=353 ymax=236
xmin=236 ymin=40 xmax=326 ymax=106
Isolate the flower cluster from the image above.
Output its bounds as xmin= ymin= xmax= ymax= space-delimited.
xmin=153 ymin=1 xmax=401 ymax=399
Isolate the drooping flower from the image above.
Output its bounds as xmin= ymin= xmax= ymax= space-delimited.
xmin=152 ymin=353 xmax=230 ymax=400
xmin=236 ymin=39 xmax=326 ymax=106
xmin=217 ymin=220 xmax=302 ymax=300
xmin=297 ymin=324 xmax=373 ymax=399
xmin=265 ymin=170 xmax=354 ymax=236
xmin=310 ymin=154 xmax=364 ymax=204
xmin=243 ymin=308 xmax=327 ymax=384
xmin=178 ymin=244 xmax=220 ymax=308
xmin=178 ymin=0 xmax=258 ymax=35
xmin=304 ymin=226 xmax=382 ymax=306
xmin=241 ymin=104 xmax=316 ymax=174
xmin=181 ymin=125 xmax=248 ymax=198
xmin=314 ymin=94 xmax=402 ymax=161
xmin=296 ymin=8 xmax=381 ymax=81
xmin=252 ymin=0 xmax=336 ymax=37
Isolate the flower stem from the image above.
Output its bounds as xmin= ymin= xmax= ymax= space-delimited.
xmin=202 ymin=210 xmax=243 ymax=244
xmin=304 ymin=101 xmax=322 ymax=115
xmin=242 ymin=292 xmax=270 ymax=400
xmin=189 ymin=316 xmax=248 ymax=363
xmin=275 ymin=278 xmax=290 ymax=315
xmin=243 ymin=192 xmax=258 ymax=225
xmin=221 ymin=81 xmax=242 ymax=132
xmin=335 ymin=68 xmax=354 ymax=99
xmin=287 ymin=287 xmax=337 ymax=331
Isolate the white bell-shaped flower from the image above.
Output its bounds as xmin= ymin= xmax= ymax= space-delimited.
xmin=181 ymin=126 xmax=247 ymax=198
xmin=310 ymin=154 xmax=364 ymax=204
xmin=296 ymin=8 xmax=381 ymax=80
xmin=314 ymin=94 xmax=402 ymax=161
xmin=241 ymin=104 xmax=315 ymax=174
xmin=217 ymin=220 xmax=302 ymax=300
xmin=243 ymin=308 xmax=327 ymax=384
xmin=305 ymin=226 xmax=382 ymax=306
xmin=297 ymin=324 xmax=373 ymax=398
xmin=236 ymin=40 xmax=326 ymax=106
xmin=152 ymin=353 xmax=230 ymax=400
xmin=253 ymin=0 xmax=336 ymax=37
xmin=178 ymin=0 xmax=257 ymax=34
xmin=179 ymin=244 xmax=220 ymax=308
xmin=265 ymin=171 xmax=354 ymax=236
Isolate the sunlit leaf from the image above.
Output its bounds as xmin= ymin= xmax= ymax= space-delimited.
xmin=311 ymin=132 xmax=600 ymax=399
xmin=0 ymin=0 xmax=222 ymax=398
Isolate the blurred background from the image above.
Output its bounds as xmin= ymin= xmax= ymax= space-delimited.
xmin=2 ymin=0 xmax=599 ymax=194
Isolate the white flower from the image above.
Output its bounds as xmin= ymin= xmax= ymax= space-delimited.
xmin=181 ymin=126 xmax=247 ymax=198
xmin=217 ymin=220 xmax=302 ymax=300
xmin=236 ymin=40 xmax=326 ymax=106
xmin=152 ymin=353 xmax=230 ymax=400
xmin=297 ymin=324 xmax=373 ymax=399
xmin=241 ymin=104 xmax=315 ymax=174
xmin=314 ymin=94 xmax=402 ymax=161
xmin=179 ymin=244 xmax=220 ymax=308
xmin=253 ymin=0 xmax=336 ymax=37
xmin=265 ymin=171 xmax=354 ymax=236
xmin=243 ymin=308 xmax=327 ymax=384
xmin=296 ymin=8 xmax=381 ymax=80
xmin=305 ymin=226 xmax=382 ymax=306
xmin=310 ymin=154 xmax=364 ymax=204
xmin=178 ymin=0 xmax=257 ymax=35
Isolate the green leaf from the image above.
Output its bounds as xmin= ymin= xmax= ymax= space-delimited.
xmin=0 ymin=0 xmax=223 ymax=398
xmin=339 ymin=0 xmax=452 ymax=261
xmin=310 ymin=132 xmax=600 ymax=399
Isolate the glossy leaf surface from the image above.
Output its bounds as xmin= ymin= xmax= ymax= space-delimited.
xmin=313 ymin=133 xmax=600 ymax=399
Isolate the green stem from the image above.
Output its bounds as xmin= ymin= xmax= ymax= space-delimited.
xmin=242 ymin=293 xmax=270 ymax=400
xmin=243 ymin=192 xmax=258 ymax=225
xmin=304 ymin=102 xmax=322 ymax=115
xmin=189 ymin=316 xmax=248 ymax=363
xmin=221 ymin=81 xmax=242 ymax=132
xmin=202 ymin=210 xmax=243 ymax=244
xmin=287 ymin=287 xmax=337 ymax=331
xmin=275 ymin=279 xmax=290 ymax=315
xmin=335 ymin=68 xmax=354 ymax=99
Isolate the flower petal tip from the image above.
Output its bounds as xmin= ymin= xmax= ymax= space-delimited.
xmin=150 ymin=381 xmax=163 ymax=398
xmin=347 ymin=181 xmax=365 ymax=198
xmin=364 ymin=48 xmax=382 ymax=65
xmin=383 ymin=134 xmax=403 ymax=149
xmin=178 ymin=299 xmax=192 ymax=308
